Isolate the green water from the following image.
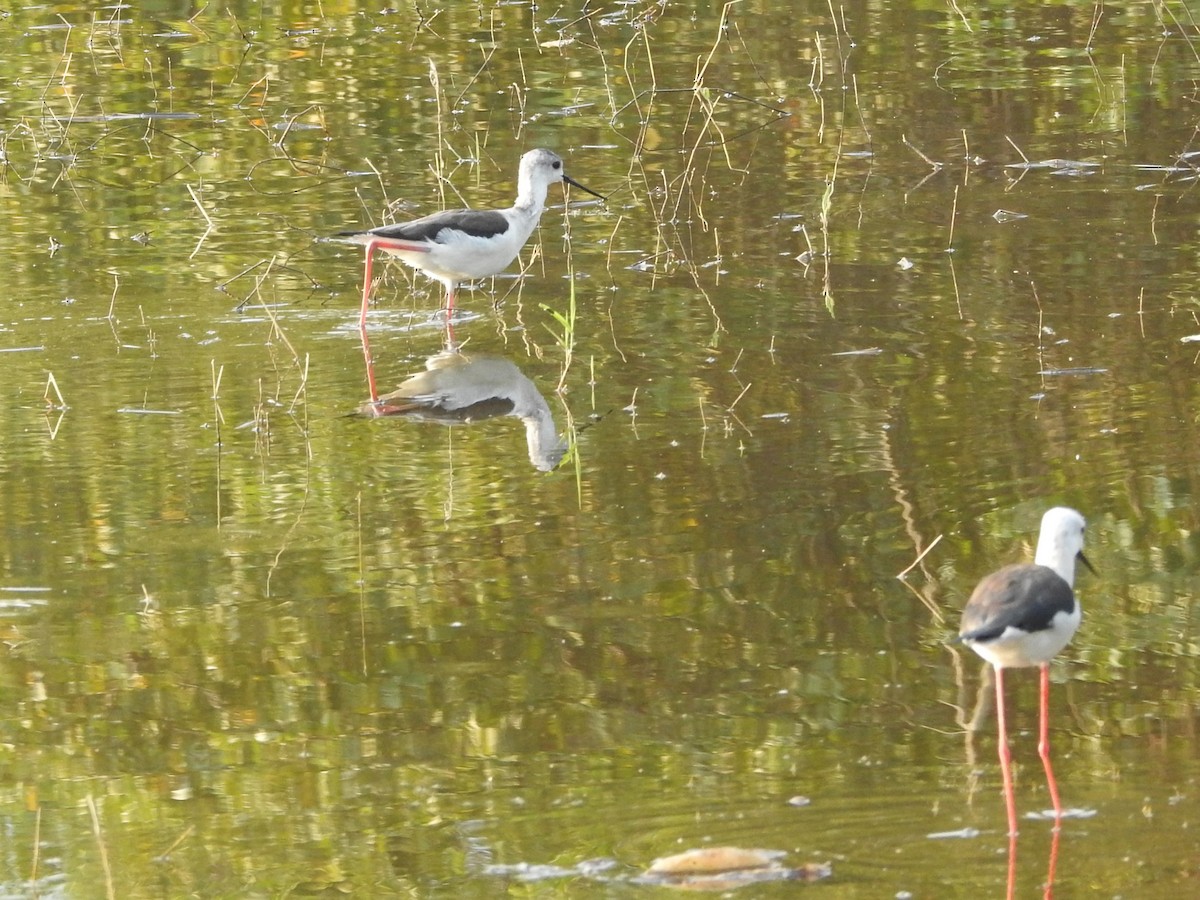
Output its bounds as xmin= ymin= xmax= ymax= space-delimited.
xmin=1 ymin=1 xmax=1199 ymax=896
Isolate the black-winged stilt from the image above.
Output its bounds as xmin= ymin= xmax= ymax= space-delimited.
xmin=958 ymin=506 xmax=1094 ymax=836
xmin=358 ymin=349 xmax=568 ymax=472
xmin=337 ymin=148 xmax=604 ymax=402
xmin=338 ymin=148 xmax=604 ymax=312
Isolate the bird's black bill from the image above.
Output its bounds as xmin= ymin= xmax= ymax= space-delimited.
xmin=1078 ymin=550 xmax=1097 ymax=576
xmin=563 ymin=174 xmax=606 ymax=201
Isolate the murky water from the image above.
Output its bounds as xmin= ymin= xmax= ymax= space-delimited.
xmin=2 ymin=1 xmax=1200 ymax=896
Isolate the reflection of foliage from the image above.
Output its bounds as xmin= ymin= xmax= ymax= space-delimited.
xmin=2 ymin=0 xmax=1200 ymax=896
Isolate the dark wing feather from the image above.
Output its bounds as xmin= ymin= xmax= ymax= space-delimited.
xmin=959 ymin=563 xmax=1075 ymax=641
xmin=341 ymin=209 xmax=510 ymax=244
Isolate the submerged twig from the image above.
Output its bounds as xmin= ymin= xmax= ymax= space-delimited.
xmin=157 ymin=825 xmax=195 ymax=860
xmin=903 ymin=135 xmax=943 ymax=170
xmin=948 ymin=183 xmax=959 ymax=251
xmin=187 ymin=182 xmax=213 ymax=228
xmin=897 ymin=533 xmax=944 ymax=580
xmin=85 ymin=795 xmax=116 ymax=900
xmin=29 ymin=806 xmax=40 ymax=887
xmin=727 ymin=381 xmax=752 ymax=411
xmin=44 ymin=372 xmax=67 ymax=409
xmin=1004 ymin=134 xmax=1030 ymax=165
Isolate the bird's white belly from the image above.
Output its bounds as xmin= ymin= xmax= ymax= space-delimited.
xmin=967 ymin=606 xmax=1082 ymax=668
xmin=383 ymin=227 xmax=532 ymax=282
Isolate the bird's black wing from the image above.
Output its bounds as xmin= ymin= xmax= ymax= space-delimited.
xmin=959 ymin=564 xmax=1075 ymax=642
xmin=341 ymin=209 xmax=511 ymax=243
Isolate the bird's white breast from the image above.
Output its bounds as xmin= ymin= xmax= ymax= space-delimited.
xmin=381 ymin=214 xmax=539 ymax=283
xmin=966 ymin=606 xmax=1082 ymax=669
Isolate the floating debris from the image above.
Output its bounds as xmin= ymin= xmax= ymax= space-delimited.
xmin=1133 ymin=164 xmax=1193 ymax=173
xmin=649 ymin=847 xmax=785 ymax=875
xmin=1025 ymin=806 xmax=1097 ymax=821
xmin=992 ymin=209 xmax=1028 ymax=223
xmin=1005 ymin=158 xmax=1100 ymax=173
xmin=926 ymin=827 xmax=980 ymax=840
xmin=550 ymin=103 xmax=596 ymax=116
xmin=482 ymin=857 xmax=618 ymax=884
xmin=62 ymin=111 xmax=202 ymax=123
xmin=1037 ymin=367 xmax=1108 ymax=377
xmin=642 ymin=847 xmax=832 ymax=889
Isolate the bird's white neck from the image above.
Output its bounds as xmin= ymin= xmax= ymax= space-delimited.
xmin=1034 ymin=530 xmax=1077 ymax=586
xmin=512 ymin=177 xmax=549 ymax=215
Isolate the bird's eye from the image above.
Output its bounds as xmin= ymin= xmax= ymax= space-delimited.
xmin=553 ymin=160 xmax=561 ymax=169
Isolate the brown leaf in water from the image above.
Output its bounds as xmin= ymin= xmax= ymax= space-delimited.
xmin=644 ymin=848 xmax=832 ymax=891
xmin=648 ymin=846 xmax=782 ymax=874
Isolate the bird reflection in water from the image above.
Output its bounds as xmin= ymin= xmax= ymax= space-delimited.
xmin=358 ymin=349 xmax=568 ymax=472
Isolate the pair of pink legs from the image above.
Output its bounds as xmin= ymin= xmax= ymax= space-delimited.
xmin=993 ymin=665 xmax=1062 ymax=899
xmin=357 ymin=239 xmax=454 ymax=405
xmin=993 ymin=664 xmax=1063 ymax=835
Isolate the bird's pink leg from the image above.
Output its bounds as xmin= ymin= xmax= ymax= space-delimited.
xmin=1043 ymin=813 xmax=1061 ymax=898
xmin=994 ymin=666 xmax=1019 ymax=839
xmin=360 ymin=239 xmax=380 ymax=404
xmin=355 ymin=237 xmax=431 ymax=405
xmin=994 ymin=666 xmax=1018 ymax=900
xmin=1038 ymin=663 xmax=1064 ymax=825
xmin=1006 ymin=830 xmax=1018 ymax=900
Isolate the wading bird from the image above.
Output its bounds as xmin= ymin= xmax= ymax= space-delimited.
xmin=958 ymin=506 xmax=1094 ymax=837
xmin=337 ymin=148 xmax=604 ymax=402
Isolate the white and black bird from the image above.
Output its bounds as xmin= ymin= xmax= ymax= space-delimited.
xmin=358 ymin=349 xmax=568 ymax=472
xmin=958 ymin=506 xmax=1095 ymax=836
xmin=338 ymin=148 xmax=605 ymax=314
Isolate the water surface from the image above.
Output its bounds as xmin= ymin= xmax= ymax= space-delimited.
xmin=2 ymin=1 xmax=1200 ymax=896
